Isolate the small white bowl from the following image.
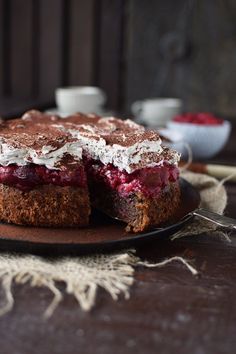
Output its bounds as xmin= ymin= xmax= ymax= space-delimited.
xmin=167 ymin=120 xmax=231 ymax=159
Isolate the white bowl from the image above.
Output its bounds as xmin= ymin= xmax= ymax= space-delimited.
xmin=167 ymin=120 xmax=231 ymax=159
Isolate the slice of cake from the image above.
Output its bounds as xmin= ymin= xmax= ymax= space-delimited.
xmin=0 ymin=113 xmax=90 ymax=227
xmin=0 ymin=110 xmax=180 ymax=232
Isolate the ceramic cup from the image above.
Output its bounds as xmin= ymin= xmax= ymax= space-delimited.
xmin=131 ymin=98 xmax=182 ymax=127
xmin=55 ymin=86 xmax=107 ymax=114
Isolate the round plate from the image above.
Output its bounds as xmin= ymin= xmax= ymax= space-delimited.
xmin=0 ymin=179 xmax=200 ymax=255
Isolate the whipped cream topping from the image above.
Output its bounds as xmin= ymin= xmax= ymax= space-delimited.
xmin=67 ymin=129 xmax=164 ymax=173
xmin=0 ymin=139 xmax=82 ymax=169
xmin=0 ymin=111 xmax=180 ymax=172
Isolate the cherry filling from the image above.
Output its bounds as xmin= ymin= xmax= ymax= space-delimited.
xmin=85 ymin=159 xmax=179 ymax=198
xmin=0 ymin=164 xmax=87 ymax=191
xmin=0 ymin=159 xmax=179 ymax=196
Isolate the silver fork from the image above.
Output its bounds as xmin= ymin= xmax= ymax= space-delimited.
xmin=192 ymin=208 xmax=236 ymax=230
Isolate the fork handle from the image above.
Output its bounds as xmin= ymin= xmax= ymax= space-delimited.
xmin=193 ymin=208 xmax=236 ymax=230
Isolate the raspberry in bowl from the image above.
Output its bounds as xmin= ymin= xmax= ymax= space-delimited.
xmin=167 ymin=112 xmax=231 ymax=159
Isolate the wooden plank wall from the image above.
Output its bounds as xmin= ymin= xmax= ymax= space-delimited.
xmin=0 ymin=0 xmax=11 ymax=96
xmin=68 ymin=0 xmax=95 ymax=86
xmin=125 ymin=0 xmax=236 ymax=117
xmin=0 ymin=0 xmax=3 ymax=96
xmin=95 ymin=0 xmax=124 ymax=110
xmin=39 ymin=0 xmax=64 ymax=101
xmin=0 ymin=0 xmax=125 ymax=115
xmin=1 ymin=0 xmax=236 ymax=117
xmin=10 ymin=0 xmax=33 ymax=98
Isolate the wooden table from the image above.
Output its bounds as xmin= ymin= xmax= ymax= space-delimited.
xmin=0 ymin=124 xmax=235 ymax=354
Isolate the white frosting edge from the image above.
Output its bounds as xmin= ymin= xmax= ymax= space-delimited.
xmin=68 ymin=130 xmax=166 ymax=173
xmin=0 ymin=140 xmax=83 ymax=169
xmin=0 ymin=119 xmax=180 ymax=172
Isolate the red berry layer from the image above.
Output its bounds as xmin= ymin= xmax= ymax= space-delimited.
xmin=0 ymin=160 xmax=179 ymax=197
xmin=85 ymin=159 xmax=179 ymax=198
xmin=0 ymin=164 xmax=87 ymax=191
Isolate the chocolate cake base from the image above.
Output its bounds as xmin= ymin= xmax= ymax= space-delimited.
xmin=90 ymin=181 xmax=180 ymax=233
xmin=0 ymin=184 xmax=90 ymax=227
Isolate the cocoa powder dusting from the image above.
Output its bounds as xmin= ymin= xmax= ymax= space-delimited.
xmin=0 ymin=110 xmax=178 ymax=168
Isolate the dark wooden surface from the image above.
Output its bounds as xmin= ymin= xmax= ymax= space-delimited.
xmin=0 ymin=126 xmax=234 ymax=354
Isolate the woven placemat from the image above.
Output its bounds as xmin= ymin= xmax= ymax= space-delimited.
xmin=0 ymin=172 xmax=228 ymax=317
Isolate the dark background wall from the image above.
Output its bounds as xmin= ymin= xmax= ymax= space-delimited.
xmin=0 ymin=0 xmax=236 ymax=117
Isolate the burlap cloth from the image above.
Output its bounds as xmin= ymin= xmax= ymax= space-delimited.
xmin=0 ymin=172 xmax=228 ymax=317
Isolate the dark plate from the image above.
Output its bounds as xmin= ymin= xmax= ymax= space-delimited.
xmin=0 ymin=178 xmax=200 ymax=255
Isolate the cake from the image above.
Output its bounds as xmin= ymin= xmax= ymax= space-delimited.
xmin=0 ymin=113 xmax=90 ymax=227
xmin=0 ymin=110 xmax=180 ymax=232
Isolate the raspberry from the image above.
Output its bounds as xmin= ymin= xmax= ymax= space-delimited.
xmin=173 ymin=112 xmax=223 ymax=125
